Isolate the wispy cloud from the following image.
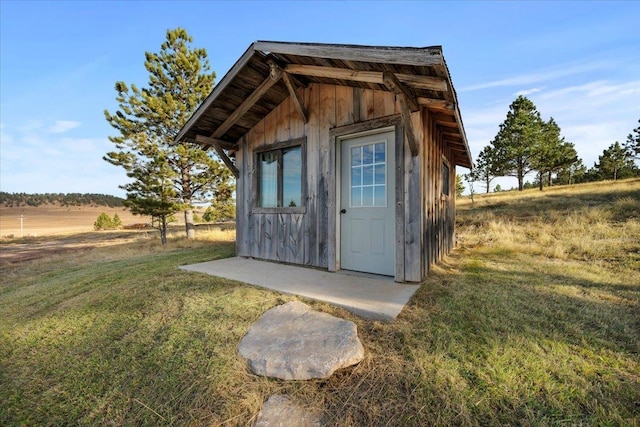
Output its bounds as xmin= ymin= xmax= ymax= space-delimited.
xmin=459 ymin=61 xmax=614 ymax=92
xmin=0 ymin=121 xmax=126 ymax=195
xmin=514 ymin=87 xmax=543 ymax=97
xmin=49 ymin=120 xmax=81 ymax=134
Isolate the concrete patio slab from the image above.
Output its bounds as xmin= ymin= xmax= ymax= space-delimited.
xmin=179 ymin=257 xmax=420 ymax=321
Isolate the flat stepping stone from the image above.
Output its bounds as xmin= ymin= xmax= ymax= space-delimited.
xmin=238 ymin=301 xmax=364 ymax=380
xmin=254 ymin=395 xmax=323 ymax=427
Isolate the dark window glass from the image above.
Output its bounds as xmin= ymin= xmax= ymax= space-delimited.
xmin=442 ymin=162 xmax=450 ymax=196
xmin=282 ymin=146 xmax=302 ymax=207
xmin=257 ymin=144 xmax=303 ymax=208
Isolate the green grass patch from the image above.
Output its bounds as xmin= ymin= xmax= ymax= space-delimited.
xmin=1 ymin=180 xmax=639 ymax=425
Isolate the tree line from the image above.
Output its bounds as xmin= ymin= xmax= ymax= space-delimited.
xmin=466 ymin=95 xmax=640 ymax=194
xmin=0 ymin=192 xmax=125 ymax=208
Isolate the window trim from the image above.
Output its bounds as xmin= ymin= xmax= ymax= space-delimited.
xmin=252 ymin=137 xmax=307 ymax=214
xmin=441 ymin=158 xmax=451 ymax=197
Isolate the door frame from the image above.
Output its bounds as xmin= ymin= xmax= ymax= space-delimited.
xmin=328 ymin=115 xmax=405 ymax=281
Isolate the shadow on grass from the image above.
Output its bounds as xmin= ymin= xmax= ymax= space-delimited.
xmin=459 ymin=187 xmax=640 ymax=224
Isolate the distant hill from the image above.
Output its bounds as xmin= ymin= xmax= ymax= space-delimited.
xmin=0 ymin=192 xmax=124 ymax=208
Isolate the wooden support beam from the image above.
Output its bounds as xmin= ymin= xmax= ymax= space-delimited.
xmin=431 ymin=113 xmax=457 ymax=123
xmin=284 ymin=64 xmax=448 ymax=92
xmin=436 ymin=120 xmax=459 ymax=129
xmin=211 ymin=62 xmax=283 ymax=139
xmin=398 ymin=95 xmax=419 ymax=157
xmin=211 ymin=143 xmax=239 ymax=178
xmin=194 ymin=135 xmax=236 ymax=150
xmin=417 ymin=97 xmax=453 ymax=110
xmin=382 ymin=71 xmax=419 ymax=112
xmin=282 ymin=72 xmax=308 ymax=123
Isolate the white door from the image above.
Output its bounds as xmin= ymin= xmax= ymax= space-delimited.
xmin=340 ymin=130 xmax=395 ymax=276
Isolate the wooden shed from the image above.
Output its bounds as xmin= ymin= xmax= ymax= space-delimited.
xmin=176 ymin=41 xmax=472 ymax=282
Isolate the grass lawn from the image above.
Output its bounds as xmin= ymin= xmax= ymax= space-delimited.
xmin=1 ymin=179 xmax=639 ymax=426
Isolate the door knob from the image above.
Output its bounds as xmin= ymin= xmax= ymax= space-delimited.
xmin=340 ymin=209 xmax=347 ymax=214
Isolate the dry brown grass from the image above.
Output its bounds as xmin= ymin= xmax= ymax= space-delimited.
xmin=1 ymin=179 xmax=638 ymax=426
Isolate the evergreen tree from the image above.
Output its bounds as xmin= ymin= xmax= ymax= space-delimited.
xmin=203 ymin=198 xmax=236 ymax=223
xmin=531 ymin=118 xmax=579 ymax=190
xmin=122 ymin=156 xmax=183 ymax=245
xmin=455 ymin=174 xmax=465 ymax=197
xmin=556 ymin=158 xmax=587 ymax=185
xmin=595 ymin=141 xmax=639 ymax=181
xmin=112 ymin=213 xmax=122 ymax=228
xmin=624 ymin=119 xmax=640 ymax=161
xmin=491 ymin=96 xmax=545 ymax=191
xmin=473 ymin=145 xmax=501 ymax=193
xmin=104 ymin=28 xmax=233 ymax=240
xmin=94 ymin=213 xmax=114 ymax=230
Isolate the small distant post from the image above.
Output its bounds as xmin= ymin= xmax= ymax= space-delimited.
xmin=19 ymin=215 xmax=25 ymax=238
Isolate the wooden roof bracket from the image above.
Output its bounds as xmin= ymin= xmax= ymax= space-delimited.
xmin=195 ymin=135 xmax=239 ymax=178
xmin=383 ymin=71 xmax=419 ymax=156
xmin=282 ymin=72 xmax=308 ymax=124
xmin=209 ymin=61 xmax=284 ymax=140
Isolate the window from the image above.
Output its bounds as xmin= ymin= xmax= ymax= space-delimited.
xmin=350 ymin=141 xmax=387 ymax=207
xmin=442 ymin=162 xmax=450 ymax=196
xmin=256 ymin=140 xmax=304 ymax=209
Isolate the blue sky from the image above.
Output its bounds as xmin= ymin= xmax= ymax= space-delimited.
xmin=1 ymin=1 xmax=638 ymax=195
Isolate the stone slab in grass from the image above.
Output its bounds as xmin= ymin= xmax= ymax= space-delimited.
xmin=254 ymin=395 xmax=323 ymax=427
xmin=238 ymin=301 xmax=364 ymax=380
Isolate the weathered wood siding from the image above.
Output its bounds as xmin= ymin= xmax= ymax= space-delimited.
xmin=421 ymin=108 xmax=457 ymax=276
xmin=236 ymin=82 xmax=457 ymax=281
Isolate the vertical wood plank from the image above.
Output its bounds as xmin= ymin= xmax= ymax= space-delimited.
xmin=276 ymin=97 xmax=291 ymax=143
xmin=353 ymin=87 xmax=363 ymax=123
xmin=327 ymin=131 xmax=337 ymax=272
xmin=304 ymin=84 xmax=319 ymax=266
xmin=289 ymin=213 xmax=304 ymax=264
xmin=264 ymin=106 xmax=277 ymax=145
xmin=395 ymin=122 xmax=405 ymax=281
xmin=317 ymin=83 xmax=335 ymax=268
xmin=335 ymin=85 xmax=353 ymax=127
xmin=404 ymin=110 xmax=423 ymax=282
xmin=236 ymin=136 xmax=249 ymax=257
xmin=290 ymin=87 xmax=305 ymax=139
xmin=361 ymin=89 xmax=374 ymax=121
xmin=373 ymin=90 xmax=396 ymax=118
xmin=277 ymin=213 xmax=288 ymax=262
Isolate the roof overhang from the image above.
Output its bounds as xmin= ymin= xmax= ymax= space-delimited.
xmin=176 ymin=41 xmax=472 ymax=169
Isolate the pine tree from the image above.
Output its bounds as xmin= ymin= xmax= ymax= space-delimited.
xmin=455 ymin=174 xmax=465 ymax=197
xmin=595 ymin=141 xmax=638 ymax=181
xmin=531 ymin=118 xmax=579 ymax=190
xmin=122 ymin=156 xmax=183 ymax=245
xmin=104 ymin=28 xmax=233 ymax=240
xmin=624 ymin=119 xmax=640 ymax=161
xmin=491 ymin=96 xmax=545 ymax=191
xmin=112 ymin=213 xmax=122 ymax=228
xmin=473 ymin=145 xmax=501 ymax=193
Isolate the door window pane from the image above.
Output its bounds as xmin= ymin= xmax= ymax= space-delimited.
xmin=374 ymin=185 xmax=386 ymax=206
xmin=351 ymin=166 xmax=362 ymax=186
xmin=362 ymin=165 xmax=374 ymax=185
xmin=375 ymin=143 xmax=385 ymax=163
xmin=351 ymin=187 xmax=362 ymax=207
xmin=363 ymin=144 xmax=374 ymax=164
xmin=349 ymin=141 xmax=386 ymax=207
xmin=351 ymin=146 xmax=362 ymax=166
xmin=362 ymin=186 xmax=374 ymax=206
